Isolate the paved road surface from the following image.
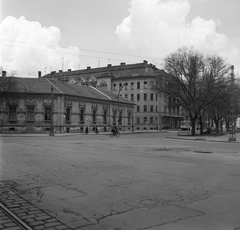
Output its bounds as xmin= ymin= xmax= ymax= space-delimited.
xmin=1 ymin=132 xmax=240 ymax=230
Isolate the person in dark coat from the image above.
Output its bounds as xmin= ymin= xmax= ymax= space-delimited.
xmin=85 ymin=126 xmax=89 ymax=134
xmin=95 ymin=126 xmax=99 ymax=134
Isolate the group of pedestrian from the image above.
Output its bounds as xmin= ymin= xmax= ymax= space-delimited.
xmin=85 ymin=126 xmax=99 ymax=135
xmin=84 ymin=125 xmax=118 ymax=135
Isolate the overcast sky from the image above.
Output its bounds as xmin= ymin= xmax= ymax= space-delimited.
xmin=1 ymin=0 xmax=240 ymax=77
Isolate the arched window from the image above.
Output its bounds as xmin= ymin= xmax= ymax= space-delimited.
xmin=99 ymin=80 xmax=107 ymax=89
xmin=68 ymin=78 xmax=77 ymax=84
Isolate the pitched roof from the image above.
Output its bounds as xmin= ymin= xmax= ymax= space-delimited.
xmin=42 ymin=61 xmax=163 ymax=81
xmin=0 ymin=77 xmax=132 ymax=104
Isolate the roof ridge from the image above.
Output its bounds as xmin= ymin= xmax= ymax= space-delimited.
xmin=89 ymin=86 xmax=111 ymax=100
xmin=45 ymin=79 xmax=64 ymax=94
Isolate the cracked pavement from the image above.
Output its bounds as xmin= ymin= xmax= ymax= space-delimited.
xmin=1 ymin=132 xmax=240 ymax=230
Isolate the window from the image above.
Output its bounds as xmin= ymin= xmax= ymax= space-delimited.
xmin=125 ymin=94 xmax=128 ymax=99
xmin=113 ymin=111 xmax=117 ymax=124
xmin=92 ymin=110 xmax=97 ymax=124
xmin=100 ymin=80 xmax=107 ymax=89
xmin=137 ymin=105 xmax=140 ymax=112
xmin=144 ymin=105 xmax=147 ymax=112
xmin=136 ymin=117 xmax=140 ymax=124
xmin=131 ymin=82 xmax=134 ymax=89
xmin=144 ymin=81 xmax=147 ymax=89
xmin=137 ymin=82 xmax=140 ymax=89
xmin=66 ymin=108 xmax=71 ymax=123
xmin=27 ymin=106 xmax=35 ymax=121
xmin=150 ymin=105 xmax=153 ymax=112
xmin=144 ymin=93 xmax=147 ymax=101
xmin=156 ymin=106 xmax=158 ymax=112
xmin=9 ymin=106 xmax=17 ymax=121
xmin=144 ymin=117 xmax=147 ymax=123
xmin=80 ymin=109 xmax=85 ymax=123
xmin=45 ymin=107 xmax=51 ymax=121
xmin=137 ymin=94 xmax=140 ymax=101
xmin=156 ymin=94 xmax=158 ymax=101
xmin=150 ymin=117 xmax=153 ymax=124
xmin=118 ymin=111 xmax=122 ymax=125
xmin=125 ymin=83 xmax=128 ymax=90
xmin=131 ymin=94 xmax=134 ymax=101
xmin=150 ymin=94 xmax=154 ymax=101
xmin=119 ymin=83 xmax=122 ymax=89
xmin=113 ymin=84 xmax=116 ymax=91
xmin=103 ymin=110 xmax=107 ymax=124
xmin=128 ymin=112 xmax=131 ymax=125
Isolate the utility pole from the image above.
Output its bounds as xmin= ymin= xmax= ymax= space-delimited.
xmin=132 ymin=100 xmax=134 ymax=132
xmin=49 ymin=85 xmax=55 ymax=136
xmin=117 ymin=83 xmax=127 ymax=127
xmin=228 ymin=65 xmax=236 ymax=141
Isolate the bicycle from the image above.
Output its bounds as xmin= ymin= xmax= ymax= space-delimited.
xmin=110 ymin=131 xmax=120 ymax=138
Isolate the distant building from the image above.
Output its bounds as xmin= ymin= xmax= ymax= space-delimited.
xmin=43 ymin=61 xmax=184 ymax=130
xmin=0 ymin=76 xmax=134 ymax=133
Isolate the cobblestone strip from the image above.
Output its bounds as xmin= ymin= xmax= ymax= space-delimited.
xmin=0 ymin=181 xmax=72 ymax=230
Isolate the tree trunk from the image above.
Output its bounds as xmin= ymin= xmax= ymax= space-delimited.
xmin=191 ymin=118 xmax=196 ymax=136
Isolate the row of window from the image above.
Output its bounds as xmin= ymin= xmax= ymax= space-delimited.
xmin=121 ymin=93 xmax=158 ymax=101
xmin=136 ymin=105 xmax=158 ymax=113
xmin=113 ymin=81 xmax=154 ymax=91
xmin=136 ymin=117 xmax=158 ymax=124
xmin=7 ymin=106 xmax=132 ymax=125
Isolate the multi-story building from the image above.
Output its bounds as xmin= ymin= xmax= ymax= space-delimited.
xmin=0 ymin=76 xmax=133 ymax=133
xmin=43 ymin=60 xmax=183 ymax=130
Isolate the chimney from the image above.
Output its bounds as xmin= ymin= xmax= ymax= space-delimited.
xmin=68 ymin=69 xmax=71 ymax=72
xmin=2 ymin=70 xmax=7 ymax=77
xmin=143 ymin=60 xmax=148 ymax=64
xmin=38 ymin=71 xmax=41 ymax=78
xmin=87 ymin=66 xmax=91 ymax=69
xmin=107 ymin=64 xmax=112 ymax=67
xmin=51 ymin=71 xmax=55 ymax=78
xmin=120 ymin=62 xmax=126 ymax=65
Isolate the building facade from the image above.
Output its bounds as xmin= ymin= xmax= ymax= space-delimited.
xmin=43 ymin=61 xmax=184 ymax=130
xmin=0 ymin=77 xmax=134 ymax=133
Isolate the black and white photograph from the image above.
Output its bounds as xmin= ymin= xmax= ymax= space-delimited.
xmin=1 ymin=0 xmax=240 ymax=229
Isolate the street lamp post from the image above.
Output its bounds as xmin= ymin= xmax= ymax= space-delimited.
xmin=49 ymin=85 xmax=55 ymax=136
xmin=228 ymin=65 xmax=236 ymax=141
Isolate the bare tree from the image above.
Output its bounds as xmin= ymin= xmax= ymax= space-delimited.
xmin=152 ymin=46 xmax=230 ymax=135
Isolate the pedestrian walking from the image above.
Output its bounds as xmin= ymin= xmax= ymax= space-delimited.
xmin=95 ymin=126 xmax=99 ymax=134
xmin=85 ymin=126 xmax=88 ymax=134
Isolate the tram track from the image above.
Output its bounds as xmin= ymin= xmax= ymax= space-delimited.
xmin=0 ymin=202 xmax=33 ymax=230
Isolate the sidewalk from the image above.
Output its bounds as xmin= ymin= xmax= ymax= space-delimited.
xmin=167 ymin=131 xmax=240 ymax=143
